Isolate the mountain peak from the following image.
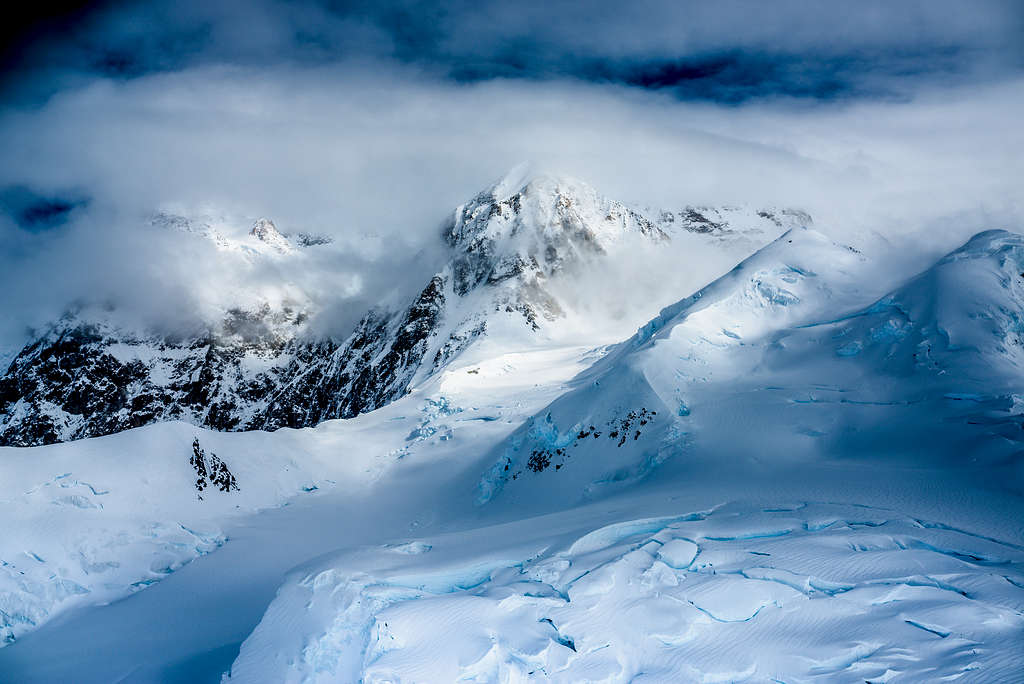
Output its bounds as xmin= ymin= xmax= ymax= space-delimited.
xmin=941 ymin=228 xmax=1021 ymax=263
xmin=443 ymin=170 xmax=664 ymax=306
xmin=250 ymin=218 xmax=293 ymax=253
xmin=448 ymin=169 xmax=658 ymax=250
xmin=631 ymin=225 xmax=865 ymax=350
xmin=482 ymin=163 xmax=597 ymax=204
xmin=487 ymin=161 xmax=537 ymax=201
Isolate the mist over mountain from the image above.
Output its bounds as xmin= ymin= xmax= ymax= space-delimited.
xmin=1 ymin=2 xmax=1022 ymax=363
xmin=0 ymin=170 xmax=810 ymax=446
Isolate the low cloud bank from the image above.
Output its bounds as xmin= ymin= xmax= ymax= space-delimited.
xmin=0 ymin=62 xmax=1020 ymax=354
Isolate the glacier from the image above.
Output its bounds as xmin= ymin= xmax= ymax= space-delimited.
xmin=0 ymin=174 xmax=1021 ymax=683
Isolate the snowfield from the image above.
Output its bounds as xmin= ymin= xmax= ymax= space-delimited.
xmin=1 ymin=181 xmax=1022 ymax=682
xmin=227 ymin=499 xmax=1024 ymax=683
xmin=0 ymin=341 xmax=600 ymax=651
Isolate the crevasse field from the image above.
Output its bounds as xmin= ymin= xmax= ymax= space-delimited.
xmin=1 ymin=208 xmax=1022 ymax=682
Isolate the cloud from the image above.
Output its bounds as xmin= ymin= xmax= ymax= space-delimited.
xmin=0 ymin=185 xmax=90 ymax=231
xmin=0 ymin=3 xmax=1020 ymax=360
xmin=3 ymin=1 xmax=1021 ymax=102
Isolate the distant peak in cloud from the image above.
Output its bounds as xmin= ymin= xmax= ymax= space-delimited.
xmin=482 ymin=163 xmax=608 ymax=205
xmin=250 ymin=217 xmax=293 ymax=253
xmin=487 ymin=161 xmax=537 ymax=200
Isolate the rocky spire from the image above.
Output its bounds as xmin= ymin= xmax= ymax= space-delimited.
xmin=250 ymin=218 xmax=293 ymax=253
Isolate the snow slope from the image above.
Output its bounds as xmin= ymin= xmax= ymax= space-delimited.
xmin=1 ymin=215 xmax=1021 ymax=682
xmin=228 ymin=499 xmax=1024 ymax=683
xmin=477 ymin=227 xmax=1024 ymax=507
xmin=0 ymin=422 xmax=334 ymax=645
xmin=0 ymin=339 xmax=602 ymax=647
xmin=221 ymin=228 xmax=1024 ymax=683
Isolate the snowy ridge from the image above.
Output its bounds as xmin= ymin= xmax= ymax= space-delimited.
xmin=248 ymin=217 xmax=295 ymax=254
xmin=0 ymin=213 xmax=1022 ymax=680
xmin=648 ymin=204 xmax=813 ymax=248
xmin=219 ymin=226 xmax=1024 ymax=683
xmin=805 ymin=228 xmax=1024 ymax=385
xmin=0 ymin=171 xmax=804 ymax=446
xmin=477 ymin=227 xmax=1024 ymax=505
xmin=0 ymin=304 xmax=308 ymax=446
xmin=476 ymin=227 xmax=869 ymax=504
xmin=631 ymin=226 xmax=866 ymax=351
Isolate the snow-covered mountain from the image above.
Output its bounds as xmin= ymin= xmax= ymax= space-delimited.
xmin=1 ymin=210 xmax=1022 ymax=681
xmin=0 ymin=172 xmax=806 ymax=446
xmin=221 ymin=228 xmax=1024 ymax=684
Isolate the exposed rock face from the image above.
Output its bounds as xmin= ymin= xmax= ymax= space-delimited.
xmin=0 ymin=279 xmax=448 ymax=446
xmin=249 ymin=218 xmax=294 ymax=253
xmin=255 ymin=275 xmax=448 ymax=431
xmin=651 ymin=206 xmax=813 ymax=239
xmin=190 ymin=438 xmax=239 ymax=496
xmin=0 ymin=172 xmax=811 ymax=446
xmin=0 ymin=307 xmax=301 ymax=446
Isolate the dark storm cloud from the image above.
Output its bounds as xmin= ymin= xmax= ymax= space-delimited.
xmin=458 ymin=48 xmax=972 ymax=103
xmin=0 ymin=186 xmax=90 ymax=231
xmin=2 ymin=0 xmax=1021 ymax=103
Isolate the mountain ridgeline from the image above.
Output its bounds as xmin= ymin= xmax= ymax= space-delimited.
xmin=0 ymin=173 xmax=808 ymax=446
